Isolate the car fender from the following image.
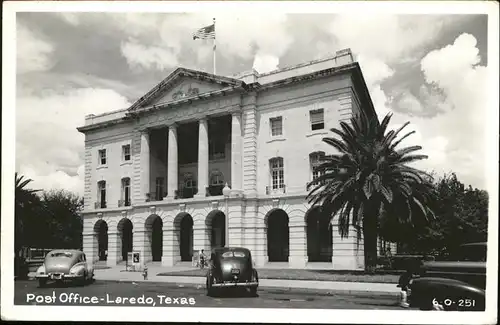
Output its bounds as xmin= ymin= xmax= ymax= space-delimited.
xmin=410 ymin=277 xmax=485 ymax=310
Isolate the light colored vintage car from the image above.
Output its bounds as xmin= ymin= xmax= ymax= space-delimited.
xmin=35 ymin=249 xmax=94 ymax=287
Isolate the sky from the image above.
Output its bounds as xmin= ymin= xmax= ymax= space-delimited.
xmin=14 ymin=8 xmax=492 ymax=196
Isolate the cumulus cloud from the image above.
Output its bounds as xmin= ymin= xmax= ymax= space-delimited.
xmin=356 ymin=55 xmax=395 ymax=119
xmin=84 ymin=12 xmax=294 ymax=72
xmin=57 ymin=13 xmax=81 ymax=26
xmin=16 ymin=88 xmax=131 ymax=196
xmin=328 ymin=15 xmax=458 ymax=63
xmin=252 ymin=53 xmax=280 ymax=74
xmin=418 ymin=33 xmax=488 ymax=187
xmin=16 ymin=23 xmax=54 ymax=74
xmin=121 ymin=38 xmax=179 ymax=71
xmin=384 ymin=33 xmax=487 ymax=188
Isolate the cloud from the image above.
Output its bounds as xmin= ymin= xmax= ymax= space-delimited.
xmin=57 ymin=13 xmax=81 ymax=26
xmin=16 ymin=23 xmax=54 ymax=74
xmin=356 ymin=55 xmax=395 ymax=119
xmin=16 ymin=88 xmax=131 ymax=196
xmin=121 ymin=38 xmax=179 ymax=71
xmin=252 ymin=53 xmax=280 ymax=74
xmin=328 ymin=15 xmax=461 ymax=64
xmin=19 ymin=165 xmax=85 ymax=196
xmin=418 ymin=33 xmax=488 ymax=187
xmin=81 ymin=12 xmax=294 ymax=71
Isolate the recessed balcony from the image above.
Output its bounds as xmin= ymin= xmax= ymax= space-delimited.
xmin=94 ymin=201 xmax=107 ymax=209
xmin=266 ymin=185 xmax=286 ymax=195
xmin=118 ymin=199 xmax=131 ymax=207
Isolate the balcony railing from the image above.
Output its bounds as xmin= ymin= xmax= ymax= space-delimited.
xmin=207 ymin=184 xmax=224 ymax=197
xmin=118 ymin=199 xmax=131 ymax=207
xmin=146 ymin=192 xmax=165 ymax=202
xmin=94 ymin=201 xmax=107 ymax=209
xmin=266 ymin=185 xmax=286 ymax=195
xmin=175 ymin=187 xmax=198 ymax=199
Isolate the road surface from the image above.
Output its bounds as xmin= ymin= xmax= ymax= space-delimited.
xmin=15 ymin=279 xmax=401 ymax=309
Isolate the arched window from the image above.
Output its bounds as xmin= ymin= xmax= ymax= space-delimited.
xmin=269 ymin=157 xmax=284 ymax=190
xmin=97 ymin=181 xmax=106 ymax=209
xmin=309 ymin=151 xmax=325 ymax=181
xmin=121 ymin=177 xmax=131 ymax=206
xmin=210 ymin=170 xmax=224 ymax=186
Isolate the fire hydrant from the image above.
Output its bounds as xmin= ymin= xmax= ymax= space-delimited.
xmin=142 ymin=267 xmax=148 ymax=280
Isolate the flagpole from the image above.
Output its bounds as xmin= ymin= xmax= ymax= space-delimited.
xmin=213 ymin=17 xmax=216 ymax=75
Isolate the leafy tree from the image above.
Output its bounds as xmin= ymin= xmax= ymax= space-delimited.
xmin=40 ymin=190 xmax=84 ymax=249
xmin=307 ymin=112 xmax=436 ymax=271
xmin=382 ymin=173 xmax=489 ymax=256
xmin=15 ymin=173 xmax=84 ymax=250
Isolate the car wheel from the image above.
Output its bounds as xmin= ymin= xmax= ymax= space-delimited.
xmin=38 ymin=279 xmax=47 ymax=288
xmin=249 ymin=286 xmax=258 ymax=297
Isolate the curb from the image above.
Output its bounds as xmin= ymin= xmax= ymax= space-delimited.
xmin=90 ymin=278 xmax=400 ymax=297
xmin=156 ymin=274 xmax=398 ymax=284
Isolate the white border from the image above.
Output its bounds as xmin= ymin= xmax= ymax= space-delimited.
xmin=2 ymin=1 xmax=498 ymax=324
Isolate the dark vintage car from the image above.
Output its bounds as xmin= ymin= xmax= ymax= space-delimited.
xmin=206 ymin=247 xmax=259 ymax=296
xmin=409 ymin=242 xmax=487 ymax=311
xmin=35 ymin=249 xmax=94 ymax=287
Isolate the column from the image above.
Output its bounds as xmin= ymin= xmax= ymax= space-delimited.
xmin=331 ymin=224 xmax=365 ymax=270
xmin=289 ymin=222 xmax=307 ymax=268
xmin=195 ymin=117 xmax=209 ymax=197
xmin=140 ymin=131 xmax=150 ymax=201
xmin=133 ymin=230 xmax=147 ymax=268
xmin=161 ymin=226 xmax=175 ymax=267
xmin=230 ymin=110 xmax=243 ymax=194
xmin=242 ymin=95 xmax=258 ymax=197
xmin=82 ymin=233 xmax=95 ymax=264
xmin=107 ymin=232 xmax=120 ymax=266
xmin=167 ymin=124 xmax=178 ymax=199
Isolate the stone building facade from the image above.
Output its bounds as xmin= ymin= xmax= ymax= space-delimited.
xmin=77 ymin=48 xmax=391 ymax=270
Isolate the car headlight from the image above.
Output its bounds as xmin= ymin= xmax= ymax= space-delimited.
xmin=70 ymin=265 xmax=85 ymax=274
xmin=37 ymin=264 xmax=46 ymax=274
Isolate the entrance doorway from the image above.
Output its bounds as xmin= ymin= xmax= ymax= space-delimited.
xmin=266 ymin=209 xmax=289 ymax=262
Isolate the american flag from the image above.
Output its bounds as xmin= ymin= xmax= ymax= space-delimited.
xmin=193 ymin=23 xmax=215 ymax=40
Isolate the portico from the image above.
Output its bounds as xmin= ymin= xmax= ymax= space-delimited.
xmin=140 ymin=109 xmax=243 ymax=203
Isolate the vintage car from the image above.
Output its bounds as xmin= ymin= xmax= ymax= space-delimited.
xmin=408 ymin=242 xmax=487 ymax=311
xmin=206 ymin=247 xmax=259 ymax=297
xmin=35 ymin=249 xmax=94 ymax=287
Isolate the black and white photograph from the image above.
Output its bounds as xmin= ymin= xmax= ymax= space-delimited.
xmin=2 ymin=1 xmax=498 ymax=324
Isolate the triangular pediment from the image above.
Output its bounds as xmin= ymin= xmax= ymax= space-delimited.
xmin=128 ymin=68 xmax=244 ymax=111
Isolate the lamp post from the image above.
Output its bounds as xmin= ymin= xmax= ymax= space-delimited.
xmin=222 ymin=183 xmax=231 ymax=248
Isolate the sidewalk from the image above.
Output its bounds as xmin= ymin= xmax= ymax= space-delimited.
xmin=33 ymin=265 xmax=399 ymax=296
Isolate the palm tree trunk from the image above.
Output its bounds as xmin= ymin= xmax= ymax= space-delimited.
xmin=362 ymin=209 xmax=379 ymax=273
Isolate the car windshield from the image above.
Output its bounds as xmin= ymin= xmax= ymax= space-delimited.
xmin=49 ymin=252 xmax=73 ymax=258
xmin=221 ymin=251 xmax=246 ymax=258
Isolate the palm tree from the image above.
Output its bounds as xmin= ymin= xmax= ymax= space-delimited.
xmin=15 ymin=172 xmax=41 ymax=252
xmin=306 ymin=112 xmax=436 ymax=271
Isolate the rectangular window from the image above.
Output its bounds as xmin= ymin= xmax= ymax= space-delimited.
xmin=310 ymin=152 xmax=325 ymax=181
xmin=122 ymin=178 xmax=131 ymax=206
xmin=310 ymin=109 xmax=325 ymax=131
xmin=122 ymin=144 xmax=131 ymax=161
xmin=98 ymin=181 xmax=106 ymax=208
xmin=98 ymin=149 xmax=107 ymax=165
xmin=155 ymin=177 xmax=164 ymax=201
xmin=270 ymin=117 xmax=283 ymax=136
xmin=270 ymin=158 xmax=285 ymax=190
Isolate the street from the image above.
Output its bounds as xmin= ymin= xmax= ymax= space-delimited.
xmin=14 ymin=280 xmax=401 ymax=309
